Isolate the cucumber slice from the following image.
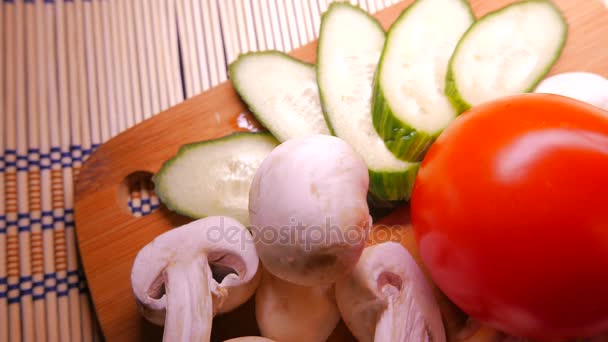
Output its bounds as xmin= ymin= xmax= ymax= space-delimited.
xmin=373 ymin=0 xmax=475 ymax=162
xmin=229 ymin=52 xmax=331 ymax=142
xmin=153 ymin=132 xmax=279 ymax=224
xmin=317 ymin=2 xmax=419 ymax=201
xmin=446 ymin=0 xmax=567 ymax=113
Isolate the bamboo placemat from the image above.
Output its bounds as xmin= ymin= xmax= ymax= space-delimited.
xmin=0 ymin=0 xmax=403 ymax=340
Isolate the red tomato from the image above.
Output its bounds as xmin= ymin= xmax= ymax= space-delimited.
xmin=411 ymin=94 xmax=608 ymax=341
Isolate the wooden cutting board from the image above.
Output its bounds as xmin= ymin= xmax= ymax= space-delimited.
xmin=74 ymin=1 xmax=608 ymax=341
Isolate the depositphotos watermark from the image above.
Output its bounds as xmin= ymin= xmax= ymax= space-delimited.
xmin=205 ymin=216 xmax=407 ymax=251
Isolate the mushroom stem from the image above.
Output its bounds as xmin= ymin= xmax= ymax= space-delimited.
xmin=164 ymin=258 xmax=214 ymax=342
xmin=255 ymin=269 xmax=340 ymax=342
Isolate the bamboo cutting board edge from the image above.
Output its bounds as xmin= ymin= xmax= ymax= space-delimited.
xmin=74 ymin=1 xmax=608 ymax=341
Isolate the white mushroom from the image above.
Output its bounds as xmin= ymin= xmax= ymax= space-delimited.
xmin=248 ymin=134 xmax=371 ymax=287
xmin=335 ymin=241 xmax=446 ymax=342
xmin=255 ymin=269 xmax=341 ymax=342
xmin=534 ymin=72 xmax=608 ymax=111
xmin=247 ymin=135 xmax=369 ymax=340
xmin=131 ymin=216 xmax=261 ymax=342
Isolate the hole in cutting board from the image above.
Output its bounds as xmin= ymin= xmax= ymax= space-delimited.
xmin=118 ymin=171 xmax=160 ymax=217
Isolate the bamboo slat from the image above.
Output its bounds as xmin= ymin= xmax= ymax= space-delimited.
xmin=1 ymin=2 xmax=10 ymax=342
xmin=40 ymin=3 xmax=60 ymax=341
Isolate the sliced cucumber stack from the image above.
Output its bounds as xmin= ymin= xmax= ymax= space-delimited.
xmin=317 ymin=2 xmax=419 ymax=201
xmin=229 ymin=52 xmax=331 ymax=142
xmin=446 ymin=0 xmax=567 ymax=113
xmin=373 ymin=0 xmax=474 ymax=162
xmin=153 ymin=132 xmax=279 ymax=224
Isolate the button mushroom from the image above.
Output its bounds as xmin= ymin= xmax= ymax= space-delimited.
xmin=534 ymin=72 xmax=608 ymax=111
xmin=248 ymin=134 xmax=369 ymax=341
xmin=335 ymin=241 xmax=446 ymax=342
xmin=248 ymin=134 xmax=371 ymax=287
xmin=131 ymin=216 xmax=261 ymax=342
xmin=255 ymin=269 xmax=341 ymax=342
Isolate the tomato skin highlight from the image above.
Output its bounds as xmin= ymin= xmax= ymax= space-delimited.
xmin=411 ymin=94 xmax=608 ymax=340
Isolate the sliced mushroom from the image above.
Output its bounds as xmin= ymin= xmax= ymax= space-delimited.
xmin=249 ymin=134 xmax=371 ymax=287
xmin=131 ymin=216 xmax=261 ymax=342
xmin=255 ymin=268 xmax=341 ymax=342
xmin=335 ymin=241 xmax=446 ymax=342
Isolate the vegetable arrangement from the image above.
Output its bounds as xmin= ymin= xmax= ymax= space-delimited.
xmin=133 ymin=0 xmax=608 ymax=341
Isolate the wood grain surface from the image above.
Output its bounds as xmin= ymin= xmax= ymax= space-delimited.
xmin=74 ymin=1 xmax=608 ymax=341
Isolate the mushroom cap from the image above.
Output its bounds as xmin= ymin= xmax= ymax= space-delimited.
xmin=335 ymin=242 xmax=446 ymax=342
xmin=534 ymin=72 xmax=608 ymax=111
xmin=249 ymin=134 xmax=371 ymax=286
xmin=131 ymin=216 xmax=260 ymax=324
